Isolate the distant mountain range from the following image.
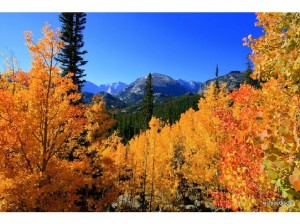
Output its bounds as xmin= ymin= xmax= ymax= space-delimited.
xmin=116 ymin=73 xmax=201 ymax=105
xmin=82 ymin=71 xmax=246 ymax=108
xmin=99 ymin=82 xmax=128 ymax=94
xmin=82 ymin=81 xmax=127 ymax=95
xmin=177 ymin=79 xmax=201 ymax=93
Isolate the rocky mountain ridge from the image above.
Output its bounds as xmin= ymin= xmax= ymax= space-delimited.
xmin=82 ymin=81 xmax=127 ymax=95
xmin=82 ymin=71 xmax=246 ymax=107
xmin=198 ymin=71 xmax=245 ymax=95
xmin=116 ymin=73 xmax=194 ymax=105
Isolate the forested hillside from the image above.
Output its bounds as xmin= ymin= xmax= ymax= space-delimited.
xmin=113 ymin=94 xmax=201 ymax=143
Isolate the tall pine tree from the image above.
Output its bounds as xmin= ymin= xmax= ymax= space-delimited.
xmin=243 ymin=54 xmax=258 ymax=87
xmin=58 ymin=13 xmax=87 ymax=92
xmin=214 ymin=64 xmax=220 ymax=95
xmin=142 ymin=73 xmax=154 ymax=129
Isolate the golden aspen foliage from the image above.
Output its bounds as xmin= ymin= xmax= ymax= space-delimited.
xmin=119 ymin=117 xmax=180 ymax=211
xmin=106 ymin=133 xmax=135 ymax=210
xmin=145 ymin=117 xmax=182 ymax=211
xmin=253 ymin=79 xmax=300 ymax=211
xmin=243 ymin=13 xmax=300 ymax=88
xmin=85 ymin=95 xmax=116 ymax=152
xmin=80 ymin=135 xmax=121 ymax=211
xmin=243 ymin=13 xmax=300 ymax=211
xmin=154 ymin=119 xmax=181 ymax=211
xmin=0 ymin=24 xmax=87 ymax=211
xmin=116 ymin=85 xmax=232 ymax=211
xmin=80 ymin=95 xmax=121 ymax=211
xmin=181 ymin=83 xmax=230 ymax=186
xmin=289 ymin=168 xmax=300 ymax=192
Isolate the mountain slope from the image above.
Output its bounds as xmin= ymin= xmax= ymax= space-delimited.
xmin=82 ymin=91 xmax=126 ymax=109
xmin=99 ymin=82 xmax=127 ymax=95
xmin=82 ymin=71 xmax=246 ymax=107
xmin=98 ymin=92 xmax=127 ymax=109
xmin=83 ymin=81 xmax=127 ymax=95
xmin=198 ymin=71 xmax=245 ymax=95
xmin=82 ymin=81 xmax=101 ymax=94
xmin=116 ymin=73 xmax=190 ymax=105
xmin=177 ymin=79 xmax=202 ymax=93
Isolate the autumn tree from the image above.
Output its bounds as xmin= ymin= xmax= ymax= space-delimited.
xmin=0 ymin=24 xmax=87 ymax=211
xmin=243 ymin=12 xmax=300 ymax=211
xmin=76 ymin=94 xmax=121 ymax=211
xmin=212 ymin=84 xmax=278 ymax=211
xmin=244 ymin=13 xmax=300 ymax=87
xmin=179 ymin=83 xmax=230 ymax=207
xmin=121 ymin=117 xmax=180 ymax=211
xmin=206 ymin=12 xmax=300 ymax=212
xmin=85 ymin=95 xmax=116 ymax=150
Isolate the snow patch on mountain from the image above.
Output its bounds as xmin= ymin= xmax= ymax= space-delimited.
xmin=83 ymin=81 xmax=127 ymax=95
xmin=99 ymin=82 xmax=127 ymax=95
xmin=116 ymin=73 xmax=197 ymax=105
xmin=177 ymin=79 xmax=202 ymax=93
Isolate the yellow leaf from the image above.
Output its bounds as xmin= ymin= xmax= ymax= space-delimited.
xmin=289 ymin=168 xmax=300 ymax=191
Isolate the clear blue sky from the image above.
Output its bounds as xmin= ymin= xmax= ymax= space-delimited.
xmin=0 ymin=13 xmax=262 ymax=84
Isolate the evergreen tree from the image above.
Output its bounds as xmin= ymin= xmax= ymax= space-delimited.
xmin=142 ymin=73 xmax=154 ymax=129
xmin=214 ymin=64 xmax=220 ymax=95
xmin=58 ymin=13 xmax=87 ymax=92
xmin=243 ymin=54 xmax=259 ymax=87
xmin=165 ymin=96 xmax=174 ymax=125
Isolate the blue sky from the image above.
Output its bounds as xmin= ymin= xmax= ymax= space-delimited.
xmin=0 ymin=13 xmax=262 ymax=84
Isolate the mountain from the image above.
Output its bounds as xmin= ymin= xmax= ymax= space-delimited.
xmin=82 ymin=81 xmax=127 ymax=95
xmin=98 ymin=92 xmax=127 ymax=109
xmin=82 ymin=91 xmax=126 ymax=109
xmin=82 ymin=71 xmax=246 ymax=107
xmin=177 ymin=79 xmax=202 ymax=93
xmin=99 ymin=82 xmax=127 ymax=95
xmin=82 ymin=92 xmax=95 ymax=104
xmin=116 ymin=73 xmax=191 ymax=105
xmin=82 ymin=81 xmax=101 ymax=94
xmin=198 ymin=71 xmax=245 ymax=95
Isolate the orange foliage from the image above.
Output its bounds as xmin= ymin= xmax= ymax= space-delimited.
xmin=0 ymin=24 xmax=87 ymax=211
xmin=243 ymin=12 xmax=300 ymax=211
xmin=211 ymin=85 xmax=276 ymax=211
xmin=81 ymin=95 xmax=120 ymax=211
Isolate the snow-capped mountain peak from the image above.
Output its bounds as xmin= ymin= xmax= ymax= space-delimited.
xmin=99 ymin=82 xmax=127 ymax=95
xmin=116 ymin=73 xmax=200 ymax=105
xmin=176 ymin=79 xmax=202 ymax=93
xmin=82 ymin=81 xmax=127 ymax=95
